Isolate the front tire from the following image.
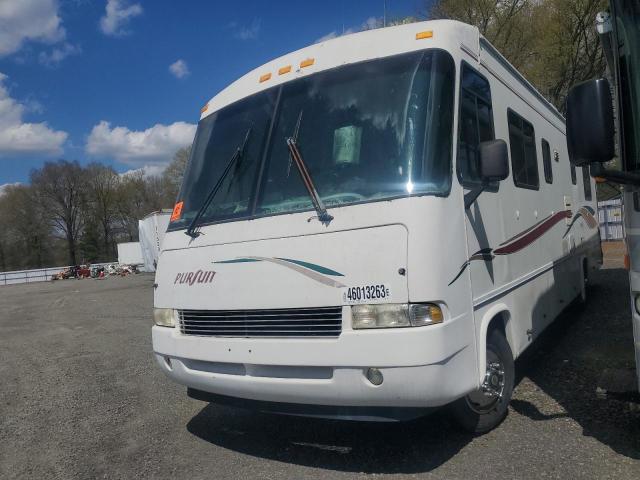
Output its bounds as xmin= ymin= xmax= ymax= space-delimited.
xmin=449 ymin=328 xmax=514 ymax=433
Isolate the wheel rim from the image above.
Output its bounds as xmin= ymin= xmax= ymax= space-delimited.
xmin=465 ymin=347 xmax=506 ymax=414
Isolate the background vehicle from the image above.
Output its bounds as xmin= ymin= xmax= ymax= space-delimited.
xmin=565 ymin=0 xmax=640 ymax=394
xmin=153 ymin=20 xmax=600 ymax=432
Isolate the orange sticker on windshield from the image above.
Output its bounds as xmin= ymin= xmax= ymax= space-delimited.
xmin=171 ymin=201 xmax=184 ymax=222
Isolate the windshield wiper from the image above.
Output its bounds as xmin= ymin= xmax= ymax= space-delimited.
xmin=285 ymin=111 xmax=334 ymax=226
xmin=185 ymin=127 xmax=251 ymax=238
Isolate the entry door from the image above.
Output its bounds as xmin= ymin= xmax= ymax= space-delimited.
xmin=456 ymin=63 xmax=508 ymax=305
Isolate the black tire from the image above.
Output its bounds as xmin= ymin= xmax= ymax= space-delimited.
xmin=449 ymin=328 xmax=514 ymax=433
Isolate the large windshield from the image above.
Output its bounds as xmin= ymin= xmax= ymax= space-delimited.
xmin=169 ymin=49 xmax=455 ymax=230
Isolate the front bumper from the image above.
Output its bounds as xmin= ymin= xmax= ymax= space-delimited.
xmin=152 ymin=312 xmax=476 ymax=409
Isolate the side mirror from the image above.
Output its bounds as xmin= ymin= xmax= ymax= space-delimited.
xmin=566 ymin=78 xmax=615 ymax=165
xmin=465 ymin=139 xmax=509 ymax=209
xmin=479 ymin=139 xmax=509 ymax=182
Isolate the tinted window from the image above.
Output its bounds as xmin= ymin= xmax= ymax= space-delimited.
xmin=457 ymin=64 xmax=494 ymax=185
xmin=541 ymin=138 xmax=553 ymax=184
xmin=582 ymin=165 xmax=592 ymax=200
xmin=508 ymin=110 xmax=539 ymax=189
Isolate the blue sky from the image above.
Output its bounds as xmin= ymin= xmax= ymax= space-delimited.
xmin=0 ymin=0 xmax=429 ymax=188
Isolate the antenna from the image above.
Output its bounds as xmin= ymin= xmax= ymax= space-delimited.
xmin=383 ymin=0 xmax=387 ymax=27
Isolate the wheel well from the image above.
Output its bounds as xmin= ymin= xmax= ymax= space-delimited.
xmin=486 ymin=311 xmax=514 ymax=353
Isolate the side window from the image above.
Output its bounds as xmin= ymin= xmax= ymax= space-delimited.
xmin=508 ymin=109 xmax=539 ymax=189
xmin=457 ymin=63 xmax=495 ymax=186
xmin=570 ymin=163 xmax=577 ymax=185
xmin=582 ymin=166 xmax=592 ymax=201
xmin=541 ymin=138 xmax=553 ymax=184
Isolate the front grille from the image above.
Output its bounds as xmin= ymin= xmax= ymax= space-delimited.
xmin=179 ymin=306 xmax=342 ymax=338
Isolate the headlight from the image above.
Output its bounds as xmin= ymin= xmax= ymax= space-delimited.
xmin=351 ymin=303 xmax=443 ymax=329
xmin=154 ymin=308 xmax=176 ymax=327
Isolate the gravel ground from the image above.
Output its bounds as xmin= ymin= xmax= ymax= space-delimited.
xmin=0 ymin=269 xmax=639 ymax=479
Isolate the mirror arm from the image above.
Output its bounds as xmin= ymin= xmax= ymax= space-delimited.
xmin=591 ymin=163 xmax=640 ymax=186
xmin=464 ymin=185 xmax=485 ymax=209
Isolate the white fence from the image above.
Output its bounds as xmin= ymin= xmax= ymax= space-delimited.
xmin=0 ymin=263 xmax=113 ymax=286
xmin=598 ymin=198 xmax=624 ymax=241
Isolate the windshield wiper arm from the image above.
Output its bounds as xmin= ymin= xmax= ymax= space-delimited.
xmin=285 ymin=111 xmax=333 ymax=226
xmin=185 ymin=127 xmax=251 ymax=238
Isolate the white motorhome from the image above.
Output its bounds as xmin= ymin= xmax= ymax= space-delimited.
xmin=152 ymin=20 xmax=601 ymax=432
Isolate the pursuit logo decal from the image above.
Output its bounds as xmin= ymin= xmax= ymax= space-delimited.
xmin=449 ymin=206 xmax=598 ymax=286
xmin=215 ymin=257 xmax=346 ymax=288
xmin=174 ymin=270 xmax=216 ymax=286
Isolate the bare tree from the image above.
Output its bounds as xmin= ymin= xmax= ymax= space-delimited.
xmin=429 ymin=0 xmax=607 ymax=111
xmin=31 ymin=161 xmax=87 ymax=265
xmin=0 ymin=184 xmax=54 ymax=270
xmin=162 ymin=146 xmax=191 ymax=204
xmin=85 ymin=163 xmax=119 ymax=259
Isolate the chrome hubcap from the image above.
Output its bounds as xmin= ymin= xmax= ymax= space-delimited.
xmin=481 ymin=361 xmax=505 ymax=398
xmin=465 ymin=349 xmax=506 ymax=413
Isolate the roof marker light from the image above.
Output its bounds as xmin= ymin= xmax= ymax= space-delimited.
xmin=259 ymin=73 xmax=272 ymax=83
xmin=200 ymin=104 xmax=208 ymax=114
xmin=300 ymin=58 xmax=315 ymax=68
xmin=278 ymin=65 xmax=292 ymax=75
xmin=415 ymin=30 xmax=433 ymax=40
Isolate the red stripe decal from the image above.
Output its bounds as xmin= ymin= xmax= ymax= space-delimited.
xmin=494 ymin=211 xmax=571 ymax=255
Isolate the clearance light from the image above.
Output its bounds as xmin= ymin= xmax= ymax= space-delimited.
xmin=170 ymin=201 xmax=184 ymax=222
xmin=595 ymin=176 xmax=606 ymax=183
xmin=200 ymin=103 xmax=209 ymax=114
xmin=300 ymin=58 xmax=315 ymax=68
xmin=415 ymin=30 xmax=433 ymax=40
xmin=259 ymin=72 xmax=272 ymax=83
xmin=278 ymin=65 xmax=292 ymax=75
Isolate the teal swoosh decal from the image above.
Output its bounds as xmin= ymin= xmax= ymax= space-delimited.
xmin=213 ymin=256 xmax=345 ymax=288
xmin=275 ymin=258 xmax=344 ymax=276
xmin=215 ymin=258 xmax=261 ymax=264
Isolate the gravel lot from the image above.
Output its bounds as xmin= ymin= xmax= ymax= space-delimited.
xmin=1 ymin=269 xmax=639 ymax=479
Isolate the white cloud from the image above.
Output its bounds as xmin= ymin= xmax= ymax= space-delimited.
xmin=0 ymin=182 xmax=22 ymax=196
xmin=233 ymin=18 xmax=261 ymax=41
xmin=0 ymin=0 xmax=66 ymax=57
xmin=86 ymin=121 xmax=196 ymax=166
xmin=362 ymin=16 xmax=382 ymax=30
xmin=314 ymin=16 xmax=382 ymax=44
xmin=0 ymin=73 xmax=67 ymax=156
xmin=38 ymin=42 xmax=81 ymax=67
xmin=169 ymin=59 xmax=190 ymax=79
xmin=119 ymin=165 xmax=166 ymax=178
xmin=315 ymin=31 xmax=339 ymax=43
xmin=99 ymin=0 xmax=143 ymax=36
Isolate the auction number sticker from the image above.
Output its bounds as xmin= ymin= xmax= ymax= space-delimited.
xmin=342 ymin=284 xmax=391 ymax=305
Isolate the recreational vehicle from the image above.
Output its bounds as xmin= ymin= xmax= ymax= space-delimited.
xmin=152 ymin=20 xmax=601 ymax=432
